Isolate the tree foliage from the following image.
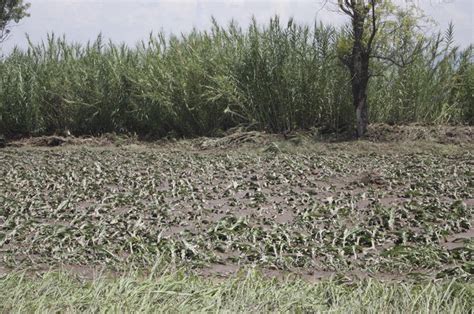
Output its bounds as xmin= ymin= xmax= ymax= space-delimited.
xmin=0 ymin=0 xmax=30 ymax=43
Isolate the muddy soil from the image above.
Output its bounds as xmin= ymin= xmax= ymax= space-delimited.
xmin=0 ymin=127 xmax=473 ymax=282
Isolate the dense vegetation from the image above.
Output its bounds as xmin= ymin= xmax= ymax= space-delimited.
xmin=1 ymin=271 xmax=472 ymax=313
xmin=0 ymin=18 xmax=472 ymax=138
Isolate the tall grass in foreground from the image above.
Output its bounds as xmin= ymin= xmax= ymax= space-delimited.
xmin=1 ymin=270 xmax=472 ymax=313
xmin=0 ymin=18 xmax=472 ymax=137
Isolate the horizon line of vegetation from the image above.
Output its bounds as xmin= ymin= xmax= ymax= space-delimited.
xmin=0 ymin=16 xmax=472 ymax=138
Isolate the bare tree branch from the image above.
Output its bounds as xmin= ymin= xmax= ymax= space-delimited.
xmin=338 ymin=0 xmax=354 ymax=17
xmin=366 ymin=0 xmax=377 ymax=53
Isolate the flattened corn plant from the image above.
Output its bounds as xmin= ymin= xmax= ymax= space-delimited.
xmin=0 ymin=146 xmax=472 ymax=280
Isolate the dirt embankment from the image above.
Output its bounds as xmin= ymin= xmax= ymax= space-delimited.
xmin=1 ymin=124 xmax=472 ymax=149
xmin=363 ymin=124 xmax=473 ymax=144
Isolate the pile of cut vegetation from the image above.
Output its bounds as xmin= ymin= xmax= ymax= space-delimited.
xmin=366 ymin=124 xmax=474 ymax=144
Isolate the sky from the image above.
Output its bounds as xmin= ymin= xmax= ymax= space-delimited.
xmin=2 ymin=0 xmax=473 ymax=53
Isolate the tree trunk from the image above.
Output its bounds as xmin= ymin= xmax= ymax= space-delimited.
xmin=350 ymin=50 xmax=370 ymax=138
xmin=355 ymin=95 xmax=368 ymax=137
xmin=350 ymin=6 xmax=370 ymax=138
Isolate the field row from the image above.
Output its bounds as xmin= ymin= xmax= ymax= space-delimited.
xmin=1 ymin=143 xmax=472 ymax=281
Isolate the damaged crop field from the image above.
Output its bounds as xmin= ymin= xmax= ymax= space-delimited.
xmin=1 ymin=0 xmax=473 ymax=310
xmin=0 ymin=130 xmax=473 ymax=312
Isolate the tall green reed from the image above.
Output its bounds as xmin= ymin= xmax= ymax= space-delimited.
xmin=0 ymin=17 xmax=471 ymax=138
